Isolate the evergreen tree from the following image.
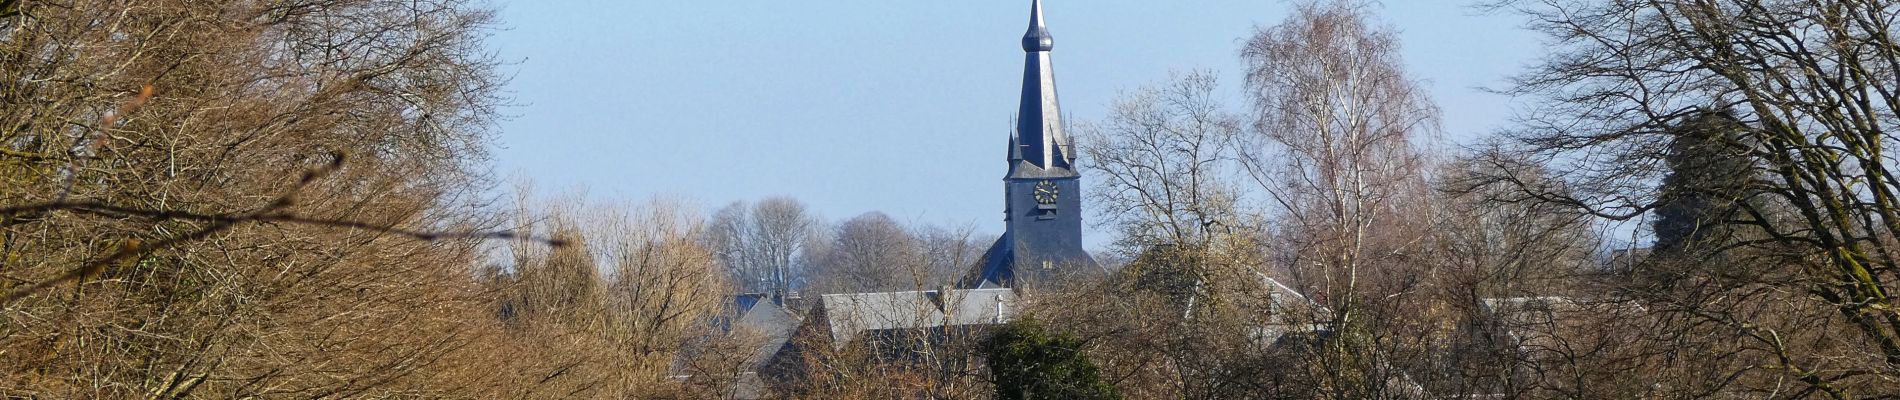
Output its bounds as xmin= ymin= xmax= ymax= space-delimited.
xmin=983 ymin=318 xmax=1120 ymax=400
xmin=1652 ymin=110 xmax=1754 ymax=256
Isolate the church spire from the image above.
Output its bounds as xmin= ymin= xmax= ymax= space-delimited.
xmin=1010 ymin=0 xmax=1074 ymax=175
xmin=965 ymin=0 xmax=1098 ymax=290
xmin=1022 ymin=0 xmax=1053 ymax=52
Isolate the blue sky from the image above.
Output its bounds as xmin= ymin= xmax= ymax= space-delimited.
xmin=487 ymin=1 xmax=1542 ymax=246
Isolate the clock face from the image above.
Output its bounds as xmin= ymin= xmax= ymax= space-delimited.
xmin=1033 ymin=180 xmax=1059 ymax=205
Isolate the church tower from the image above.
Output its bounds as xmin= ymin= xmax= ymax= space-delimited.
xmin=963 ymin=0 xmax=1099 ymax=289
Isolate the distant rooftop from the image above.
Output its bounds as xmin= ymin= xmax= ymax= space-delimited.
xmin=815 ymin=288 xmax=1018 ymax=350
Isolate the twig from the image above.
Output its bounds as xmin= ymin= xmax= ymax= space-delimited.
xmin=0 ymin=201 xmax=564 ymax=244
xmin=0 ymin=147 xmax=50 ymax=160
xmin=55 ymin=84 xmax=154 ymax=203
xmin=1 ymin=151 xmax=564 ymax=306
xmin=2 ymin=221 xmax=229 ymax=305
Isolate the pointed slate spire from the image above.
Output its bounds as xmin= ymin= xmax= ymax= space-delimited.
xmin=1009 ymin=129 xmax=1024 ymax=162
xmin=1011 ymin=0 xmax=1074 ymax=175
xmin=1022 ymin=0 xmax=1054 ymax=52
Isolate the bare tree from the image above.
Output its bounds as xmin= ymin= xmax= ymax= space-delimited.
xmin=486 ymin=194 xmax=732 ymax=399
xmin=752 ymin=197 xmax=816 ymax=297
xmin=707 ymin=203 xmax=757 ymax=286
xmin=1433 ymin=153 xmax=1598 ymax=300
xmin=1239 ymin=0 xmax=1441 ymax=397
xmin=707 ymin=197 xmax=817 ymax=298
xmin=1065 ymin=70 xmax=1304 ymax=399
xmin=808 ymin=212 xmax=926 ymax=293
xmin=1482 ymin=0 xmax=1900 ymax=396
xmin=1082 ymin=70 xmax=1246 ymax=251
xmin=1425 ymin=153 xmax=1605 ymax=397
xmin=916 ymin=223 xmax=990 ymax=289
xmin=0 ymin=0 xmax=524 ymax=397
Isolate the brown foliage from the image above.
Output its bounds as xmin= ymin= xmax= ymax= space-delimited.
xmin=0 ymin=1 xmax=729 ymax=398
xmin=479 ymin=195 xmax=735 ymax=399
xmin=0 ymin=0 xmax=518 ymax=397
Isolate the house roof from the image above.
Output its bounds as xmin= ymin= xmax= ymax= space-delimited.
xmin=815 ymin=288 xmax=1018 ymax=349
xmin=733 ymin=300 xmax=800 ymax=369
xmin=1478 ymin=296 xmax=1648 ymax=363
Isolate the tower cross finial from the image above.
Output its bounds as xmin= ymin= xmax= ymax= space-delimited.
xmin=1009 ymin=0 xmax=1071 ymax=173
xmin=1023 ymin=0 xmax=1053 ymax=52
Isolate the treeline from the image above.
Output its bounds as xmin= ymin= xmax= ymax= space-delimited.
xmin=7 ymin=0 xmax=1900 ymax=399
xmin=702 ymin=198 xmax=993 ymax=297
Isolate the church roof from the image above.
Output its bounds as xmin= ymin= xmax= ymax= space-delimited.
xmin=1009 ymin=0 xmax=1077 ymax=177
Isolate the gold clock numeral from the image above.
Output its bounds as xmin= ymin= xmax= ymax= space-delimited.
xmin=1034 ymin=180 xmax=1059 ymax=205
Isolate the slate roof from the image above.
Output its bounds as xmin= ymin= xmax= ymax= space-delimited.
xmin=715 ymin=295 xmax=803 ymax=400
xmin=963 ymin=235 xmax=1015 ymax=289
xmin=732 ymin=298 xmax=799 ymax=370
xmin=1009 ymin=0 xmax=1078 ymax=176
xmin=814 ymin=288 xmax=1018 ymax=350
xmin=1478 ymin=296 xmax=1648 ymax=364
